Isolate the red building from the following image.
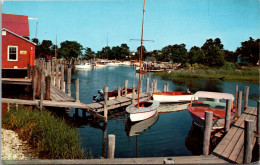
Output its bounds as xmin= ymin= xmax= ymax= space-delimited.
xmin=2 ymin=13 xmax=36 ymax=69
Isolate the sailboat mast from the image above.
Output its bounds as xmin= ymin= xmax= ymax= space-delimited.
xmin=137 ymin=0 xmax=146 ymax=108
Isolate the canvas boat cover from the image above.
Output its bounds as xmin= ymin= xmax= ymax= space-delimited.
xmin=194 ymin=91 xmax=234 ymax=101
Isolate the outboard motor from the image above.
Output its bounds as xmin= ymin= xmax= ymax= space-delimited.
xmin=94 ymin=89 xmax=104 ymax=102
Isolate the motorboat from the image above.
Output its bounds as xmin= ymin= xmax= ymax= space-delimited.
xmin=153 ymin=91 xmax=196 ymax=103
xmin=75 ymin=63 xmax=92 ymax=69
xmin=187 ymin=91 xmax=235 ymax=131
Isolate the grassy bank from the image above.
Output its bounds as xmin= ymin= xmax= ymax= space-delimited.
xmin=155 ymin=66 xmax=259 ymax=83
xmin=2 ymin=107 xmax=86 ymax=159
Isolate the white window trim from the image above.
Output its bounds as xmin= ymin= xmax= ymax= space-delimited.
xmin=7 ymin=46 xmax=18 ymax=61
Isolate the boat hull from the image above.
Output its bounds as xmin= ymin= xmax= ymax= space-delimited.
xmin=126 ymin=100 xmax=160 ymax=122
xmin=153 ymin=92 xmax=195 ymax=103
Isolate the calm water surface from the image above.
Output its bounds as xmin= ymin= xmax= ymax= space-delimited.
xmin=69 ymin=66 xmax=259 ymax=158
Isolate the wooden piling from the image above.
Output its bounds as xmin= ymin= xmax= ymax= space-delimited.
xmin=243 ymin=86 xmax=249 ymax=111
xmin=47 ymin=61 xmax=51 ymax=75
xmin=108 ymin=134 xmax=116 ymax=159
xmin=257 ymin=101 xmax=260 ymax=146
xmin=235 ymin=85 xmax=238 ymax=108
xmin=104 ymin=86 xmax=108 ymax=123
xmin=151 ymin=81 xmax=154 ymax=94
xmin=117 ymin=87 xmax=121 ymax=98
xmin=61 ymin=64 xmax=65 ymax=92
xmin=67 ymin=67 xmax=71 ymax=96
xmin=166 ymin=83 xmax=169 ymax=92
xmin=51 ymin=59 xmax=55 ymax=85
xmin=243 ymin=119 xmax=254 ymax=164
xmin=163 ymin=84 xmax=167 ymax=92
xmin=40 ymin=72 xmax=45 ymax=110
xmin=154 ymin=79 xmax=157 ymax=92
xmin=140 ymin=80 xmax=142 ymax=94
xmin=146 ymin=78 xmax=149 ymax=93
xmin=27 ymin=63 xmax=31 ymax=78
xmin=132 ymin=83 xmax=135 ymax=103
xmin=55 ymin=64 xmax=59 ymax=87
xmin=225 ymin=99 xmax=232 ymax=132
xmin=203 ymin=111 xmax=213 ymax=155
xmin=237 ymin=91 xmax=242 ymax=117
xmin=75 ymin=78 xmax=80 ymax=103
xmin=45 ymin=75 xmax=51 ymax=100
xmin=124 ymin=80 xmax=128 ymax=96
xmin=32 ymin=66 xmax=37 ymax=100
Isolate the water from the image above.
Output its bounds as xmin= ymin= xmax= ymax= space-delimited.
xmin=68 ymin=66 xmax=259 ymax=158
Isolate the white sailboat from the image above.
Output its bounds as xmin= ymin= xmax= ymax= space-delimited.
xmin=126 ymin=0 xmax=160 ymax=122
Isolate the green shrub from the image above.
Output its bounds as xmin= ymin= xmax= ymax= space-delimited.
xmin=2 ymin=107 xmax=86 ymax=159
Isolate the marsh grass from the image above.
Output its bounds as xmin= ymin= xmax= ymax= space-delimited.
xmin=2 ymin=107 xmax=87 ymax=159
xmin=156 ymin=67 xmax=259 ymax=83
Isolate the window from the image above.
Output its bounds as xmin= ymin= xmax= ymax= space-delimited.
xmin=8 ymin=46 xmax=18 ymax=61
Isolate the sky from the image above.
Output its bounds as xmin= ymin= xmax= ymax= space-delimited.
xmin=2 ymin=0 xmax=260 ymax=52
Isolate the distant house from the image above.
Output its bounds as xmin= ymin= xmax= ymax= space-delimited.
xmin=2 ymin=13 xmax=36 ymax=69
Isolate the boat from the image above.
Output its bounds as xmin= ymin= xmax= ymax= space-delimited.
xmin=93 ymin=87 xmax=138 ymax=102
xmin=153 ymin=91 xmax=196 ymax=103
xmin=126 ymin=0 xmax=160 ymax=122
xmin=105 ymin=62 xmax=120 ymax=67
xmin=95 ymin=62 xmax=107 ymax=67
xmin=136 ymin=67 xmax=146 ymax=74
xmin=75 ymin=63 xmax=92 ymax=69
xmin=187 ymin=91 xmax=236 ymax=131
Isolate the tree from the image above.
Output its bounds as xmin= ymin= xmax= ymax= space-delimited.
xmin=136 ymin=46 xmax=147 ymax=61
xmin=59 ymin=41 xmax=83 ymax=60
xmin=201 ymin=38 xmax=225 ymax=67
xmin=35 ymin=40 xmax=54 ymax=59
xmin=188 ymin=46 xmax=205 ymax=65
xmin=100 ymin=46 xmax=112 ymax=59
xmin=170 ymin=44 xmax=188 ymax=64
xmin=120 ymin=43 xmax=130 ymax=60
xmin=83 ymin=47 xmax=95 ymax=60
xmin=223 ymin=50 xmax=236 ymax=62
xmin=235 ymin=37 xmax=260 ymax=65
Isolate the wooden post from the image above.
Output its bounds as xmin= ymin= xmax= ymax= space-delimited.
xmin=150 ymin=81 xmax=154 ymax=94
xmin=67 ymin=67 xmax=71 ymax=96
xmin=55 ymin=64 xmax=59 ymax=87
xmin=45 ymin=75 xmax=51 ymax=100
xmin=75 ymin=78 xmax=80 ymax=102
xmin=61 ymin=64 xmax=65 ymax=92
xmin=47 ymin=61 xmax=51 ymax=75
xmin=146 ymin=78 xmax=149 ymax=93
xmin=154 ymin=79 xmax=157 ymax=92
xmin=51 ymin=59 xmax=55 ymax=85
xmin=117 ymin=87 xmax=121 ymax=98
xmin=140 ymin=80 xmax=142 ymax=94
xmin=163 ymin=84 xmax=167 ymax=92
xmin=32 ymin=66 xmax=37 ymax=100
xmin=37 ymin=68 xmax=42 ymax=98
xmin=235 ymin=84 xmax=238 ymax=108
xmin=27 ymin=63 xmax=31 ymax=78
xmin=166 ymin=83 xmax=169 ymax=92
xmin=243 ymin=120 xmax=254 ymax=164
xmin=107 ymin=134 xmax=116 ymax=159
xmin=124 ymin=80 xmax=128 ymax=96
xmin=243 ymin=86 xmax=249 ymax=111
xmin=225 ymin=99 xmax=232 ymax=132
xmin=40 ymin=72 xmax=45 ymax=110
xmin=237 ymin=91 xmax=242 ymax=117
xmin=203 ymin=111 xmax=213 ymax=155
xmin=132 ymin=83 xmax=135 ymax=103
xmin=104 ymin=86 xmax=108 ymax=123
xmin=257 ymin=101 xmax=260 ymax=146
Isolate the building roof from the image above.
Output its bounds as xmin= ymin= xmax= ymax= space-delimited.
xmin=2 ymin=13 xmax=30 ymax=37
xmin=2 ymin=28 xmax=37 ymax=46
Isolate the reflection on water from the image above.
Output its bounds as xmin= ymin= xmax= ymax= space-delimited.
xmin=68 ymin=66 xmax=259 ymax=158
xmin=125 ymin=112 xmax=159 ymax=137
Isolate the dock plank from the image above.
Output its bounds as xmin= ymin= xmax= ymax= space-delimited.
xmin=212 ymin=107 xmax=257 ymax=163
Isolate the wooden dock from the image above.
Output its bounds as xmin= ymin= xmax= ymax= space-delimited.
xmin=2 ymin=78 xmax=32 ymax=85
xmin=211 ymin=106 xmax=258 ymax=164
